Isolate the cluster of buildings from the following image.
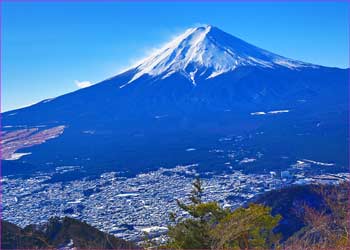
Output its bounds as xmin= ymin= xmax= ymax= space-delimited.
xmin=2 ymin=162 xmax=349 ymax=243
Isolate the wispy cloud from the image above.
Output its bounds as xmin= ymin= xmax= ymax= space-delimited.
xmin=75 ymin=80 xmax=93 ymax=89
xmin=115 ymin=26 xmax=193 ymax=75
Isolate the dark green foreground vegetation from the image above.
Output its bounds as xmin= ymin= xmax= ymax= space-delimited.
xmin=2 ymin=180 xmax=349 ymax=249
xmin=164 ymin=178 xmax=281 ymax=249
xmin=161 ymin=179 xmax=349 ymax=250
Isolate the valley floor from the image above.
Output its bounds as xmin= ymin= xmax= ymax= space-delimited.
xmin=2 ymin=164 xmax=348 ymax=243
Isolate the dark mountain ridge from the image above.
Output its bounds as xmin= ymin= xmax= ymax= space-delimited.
xmin=1 ymin=217 xmax=138 ymax=249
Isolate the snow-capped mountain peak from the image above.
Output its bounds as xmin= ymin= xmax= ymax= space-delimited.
xmin=125 ymin=25 xmax=315 ymax=85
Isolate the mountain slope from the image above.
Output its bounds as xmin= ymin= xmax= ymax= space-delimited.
xmin=1 ymin=217 xmax=138 ymax=249
xmin=2 ymin=25 xmax=348 ymax=178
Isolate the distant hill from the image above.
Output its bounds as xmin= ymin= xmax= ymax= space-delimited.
xmin=1 ymin=217 xmax=139 ymax=249
xmin=254 ymin=183 xmax=348 ymax=243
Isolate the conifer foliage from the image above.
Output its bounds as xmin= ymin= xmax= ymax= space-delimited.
xmin=166 ymin=178 xmax=281 ymax=249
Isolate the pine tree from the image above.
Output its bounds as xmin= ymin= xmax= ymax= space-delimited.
xmin=166 ymin=178 xmax=281 ymax=249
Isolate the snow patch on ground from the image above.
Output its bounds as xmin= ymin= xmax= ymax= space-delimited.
xmin=186 ymin=148 xmax=197 ymax=152
xmin=116 ymin=193 xmax=139 ymax=197
xmin=138 ymin=226 xmax=168 ymax=233
xmin=239 ymin=158 xmax=256 ymax=164
xmin=251 ymin=110 xmax=290 ymax=116
xmin=7 ymin=152 xmax=32 ymax=161
xmin=250 ymin=112 xmax=266 ymax=116
xmin=302 ymin=159 xmax=335 ymax=167
xmin=268 ymin=110 xmax=290 ymax=114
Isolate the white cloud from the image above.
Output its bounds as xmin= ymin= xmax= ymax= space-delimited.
xmin=75 ymin=80 xmax=93 ymax=88
xmin=118 ymin=26 xmax=192 ymax=74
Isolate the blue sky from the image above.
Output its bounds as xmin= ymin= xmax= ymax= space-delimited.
xmin=2 ymin=1 xmax=349 ymax=112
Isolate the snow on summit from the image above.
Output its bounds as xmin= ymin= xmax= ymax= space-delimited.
xmin=125 ymin=25 xmax=315 ymax=85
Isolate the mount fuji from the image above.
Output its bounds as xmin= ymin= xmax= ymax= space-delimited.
xmin=2 ymin=25 xmax=348 ymax=179
xmin=125 ymin=25 xmax=313 ymax=85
